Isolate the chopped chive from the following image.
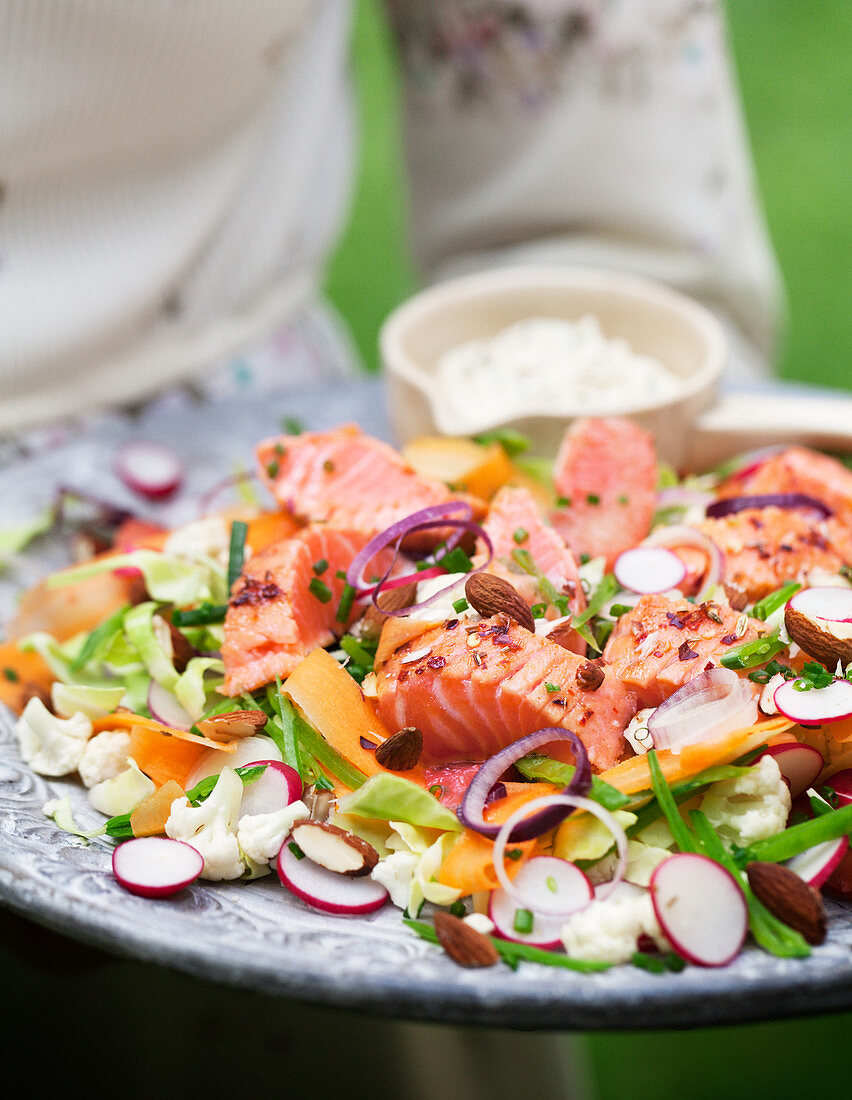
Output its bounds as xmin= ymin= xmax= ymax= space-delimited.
xmin=439 ymin=546 xmax=474 ymax=573
xmin=429 ymin=784 xmax=444 ymax=798
xmin=335 ymin=580 xmax=357 ymax=623
xmin=450 ymin=900 xmax=467 ymax=918
xmin=545 ymin=682 xmax=561 ymax=693
xmin=288 ymin=842 xmax=305 ymax=860
xmin=530 ymin=603 xmax=547 ymax=619
xmin=323 ymin=459 xmax=335 ymax=473
xmin=452 ymin=597 xmax=469 ymax=613
xmin=557 ymin=496 xmax=571 ymax=508
xmin=505 ymin=848 xmax=523 ymax=861
xmin=546 ymin=876 xmax=558 ymax=894
xmin=308 ymin=577 xmax=332 ymax=603
xmin=312 ymin=558 xmax=329 ymax=576
xmin=586 ymin=493 xmax=600 ymax=505
xmin=227 ymin=520 xmax=248 ymax=592
xmin=617 ymin=494 xmax=629 ymax=505
xmin=172 ymin=602 xmax=228 ymax=627
xmin=3 ymin=667 xmax=18 ymax=682
xmin=513 ymin=908 xmax=534 ymax=935
xmin=280 ymin=415 xmax=304 ymax=434
xmin=512 ymin=527 xmax=529 ymax=545
xmin=472 ymin=428 xmax=530 ymax=457
xmin=579 ymin=553 xmax=591 ymax=565
xmin=274 ymin=442 xmax=286 ymax=457
xmin=265 ymin=460 xmax=279 ymax=478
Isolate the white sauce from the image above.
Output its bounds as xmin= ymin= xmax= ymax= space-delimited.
xmin=435 ymin=316 xmax=680 ymax=423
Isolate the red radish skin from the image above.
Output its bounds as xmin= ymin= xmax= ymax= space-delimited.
xmin=650 ymin=854 xmax=748 ymax=968
xmin=488 ymin=857 xmax=592 ymax=948
xmin=114 ymin=441 xmax=184 ymax=501
xmin=112 ymin=837 xmax=203 ymax=898
xmin=756 ymin=743 xmax=824 ymax=799
xmin=825 ymin=847 xmax=852 ymax=899
xmin=613 ymin=547 xmax=687 ymax=595
xmin=825 ymin=769 xmax=852 ymax=807
xmin=787 ymin=586 xmax=852 ymax=623
xmin=277 ymin=839 xmax=388 ymax=915
xmin=786 ymin=835 xmax=849 ymax=889
xmin=238 ymin=761 xmax=302 ymax=819
xmin=773 ymin=678 xmax=852 ymax=724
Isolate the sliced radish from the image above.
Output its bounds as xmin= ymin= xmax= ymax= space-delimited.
xmin=787 ymin=586 xmax=852 ymax=624
xmin=277 ymin=838 xmax=388 ymax=915
xmin=773 ymin=678 xmax=852 ymax=724
xmin=756 ymin=743 xmax=824 ymax=799
xmin=649 ymin=853 xmax=747 ymax=967
xmin=786 ymin=835 xmax=849 ymax=889
xmin=147 ymin=681 xmax=194 ymax=731
xmin=488 ymin=857 xmax=592 ymax=948
xmin=186 ymin=734 xmax=283 ymax=790
xmin=825 ymin=769 xmax=852 ymax=806
xmin=114 ymin=441 xmax=183 ymax=501
xmin=238 ymin=760 xmax=302 ymax=819
xmin=112 ymin=837 xmax=203 ymax=898
xmin=613 ymin=547 xmax=687 ymax=595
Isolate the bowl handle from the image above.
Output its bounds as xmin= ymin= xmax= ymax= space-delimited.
xmin=687 ymin=389 xmax=852 ymax=471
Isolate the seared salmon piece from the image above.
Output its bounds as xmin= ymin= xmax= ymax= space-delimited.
xmin=719 ymin=446 xmax=852 ymax=529
xmin=223 ymin=526 xmax=381 ymax=695
xmin=376 ymin=616 xmax=636 ymax=771
xmin=603 ymin=594 xmax=760 ymax=708
xmin=256 ymin=425 xmax=482 ymax=542
xmin=474 ymin=485 xmax=587 ymax=648
xmin=698 ymin=508 xmax=852 ymax=604
xmin=549 ymin=417 xmax=658 ymax=569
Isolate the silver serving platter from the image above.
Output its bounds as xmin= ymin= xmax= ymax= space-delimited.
xmin=3 ymin=378 xmax=852 ymax=1031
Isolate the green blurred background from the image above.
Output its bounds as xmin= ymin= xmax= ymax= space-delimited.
xmin=325 ymin=0 xmax=852 ymax=392
xmin=322 ymin=1 xmax=852 ymax=1094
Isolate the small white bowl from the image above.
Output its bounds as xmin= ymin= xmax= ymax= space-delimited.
xmin=380 ymin=265 xmax=727 ymax=467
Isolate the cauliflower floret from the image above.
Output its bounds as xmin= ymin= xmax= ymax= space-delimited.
xmin=371 ymin=851 xmax=420 ymax=909
xmin=561 ymin=889 xmax=669 ymax=964
xmin=237 ymin=800 xmax=310 ymax=865
xmin=89 ymin=759 xmax=156 ymax=817
xmin=369 ymin=825 xmax=461 ymax=913
xmin=165 ymin=766 xmax=245 ymax=881
xmin=463 ymin=912 xmax=495 ymax=936
xmin=163 ymin=516 xmax=234 ymax=570
xmin=14 ymin=697 xmax=92 ymax=776
xmin=698 ymin=755 xmax=791 ymax=849
xmin=78 ymin=729 xmax=131 ymax=788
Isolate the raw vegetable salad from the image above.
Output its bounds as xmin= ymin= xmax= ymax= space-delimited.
xmin=4 ymin=415 xmax=852 ymax=975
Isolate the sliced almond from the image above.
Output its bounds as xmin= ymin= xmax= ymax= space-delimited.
xmin=375 ymin=726 xmax=423 ymax=771
xmin=464 ymin=572 xmax=535 ymax=633
xmin=360 ymin=582 xmax=420 ymax=641
xmin=433 ymin=912 xmax=499 ymax=968
xmin=290 ymin=821 xmax=379 ymax=878
xmin=785 ymin=605 xmax=852 ymax=668
xmin=195 ymin=709 xmax=268 ymax=741
xmin=746 ymin=861 xmax=826 ymax=945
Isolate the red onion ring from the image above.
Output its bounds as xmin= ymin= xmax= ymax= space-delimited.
xmin=458 ymin=727 xmax=591 ymax=841
xmin=706 ymin=493 xmax=832 ymax=520
xmin=346 ymin=502 xmax=494 ymax=618
xmin=492 ymin=793 xmax=629 ymax=912
xmin=647 ymin=667 xmax=758 ymax=753
xmin=198 ymin=471 xmax=261 ymax=516
xmin=641 ymin=524 xmax=723 ymax=602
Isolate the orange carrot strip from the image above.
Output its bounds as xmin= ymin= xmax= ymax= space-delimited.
xmin=283 ymin=647 xmax=426 ymax=783
xmin=598 ymin=715 xmax=795 ymax=795
xmin=130 ymin=780 xmax=185 ymax=837
xmin=128 ymin=725 xmax=210 ymax=788
xmin=438 ymin=782 xmax=560 ymax=895
xmin=93 ymin=711 xmax=238 ymax=751
xmin=0 ymin=642 xmax=54 ymax=715
xmin=244 ymin=511 xmax=301 ymax=553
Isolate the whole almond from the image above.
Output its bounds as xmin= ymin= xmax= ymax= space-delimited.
xmin=360 ymin=582 xmax=420 ymax=641
xmin=575 ymin=659 xmax=605 ymax=691
xmin=375 ymin=726 xmax=423 ymax=771
xmin=290 ymin=821 xmax=379 ymax=877
xmin=746 ymin=861 xmax=827 ymax=945
xmin=464 ymin=572 xmax=535 ymax=633
xmin=196 ymin=709 xmax=268 ymax=741
xmin=433 ymin=912 xmax=499 ymax=969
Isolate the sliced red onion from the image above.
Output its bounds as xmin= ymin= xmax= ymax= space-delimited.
xmin=346 ymin=501 xmax=493 ymax=618
xmin=458 ymin=727 xmax=591 ymax=841
xmin=647 ymin=667 xmax=758 ymax=753
xmin=492 ymin=794 xmax=628 ymax=912
xmin=198 ymin=471 xmax=261 ymax=516
xmin=641 ymin=524 xmax=723 ymax=602
xmin=706 ymin=493 xmax=832 ymax=520
xmin=114 ymin=441 xmax=184 ymax=501
xmin=359 ymin=737 xmax=377 ymax=751
xmin=614 ymin=546 xmax=687 ymax=595
xmin=148 ymin=681 xmax=194 ymax=731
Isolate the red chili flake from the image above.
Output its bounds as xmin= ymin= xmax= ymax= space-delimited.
xmin=678 ymin=640 xmax=699 ymax=661
xmin=231 ymin=574 xmax=283 ymax=607
xmin=427 ymin=655 xmax=447 ymax=670
xmin=720 ymin=633 xmax=737 ymax=645
xmin=444 ymin=618 xmax=459 ymax=630
xmin=665 ymin=611 xmax=686 ymax=630
xmin=550 ymin=697 xmax=567 ymax=707
xmin=397 ymin=669 xmax=409 ymax=682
